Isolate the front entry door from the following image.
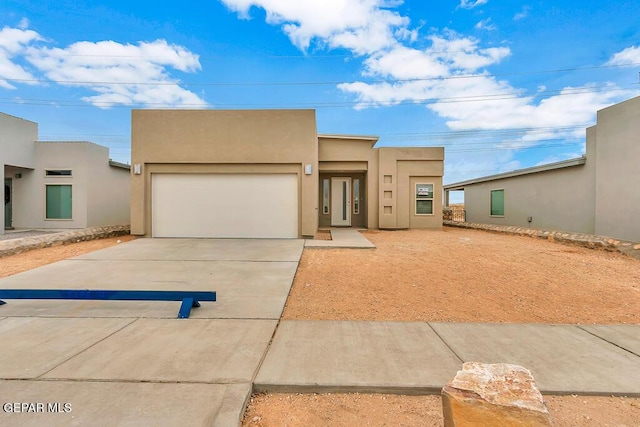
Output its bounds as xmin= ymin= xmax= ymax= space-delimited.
xmin=331 ymin=177 xmax=351 ymax=226
xmin=4 ymin=178 xmax=12 ymax=230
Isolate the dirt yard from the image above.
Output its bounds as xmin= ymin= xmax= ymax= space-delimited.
xmin=1 ymin=230 xmax=638 ymax=426
xmin=284 ymin=228 xmax=640 ymax=324
xmin=0 ymin=235 xmax=136 ymax=279
xmin=243 ymin=393 xmax=640 ymax=426
xmin=254 ymin=227 xmax=640 ymax=426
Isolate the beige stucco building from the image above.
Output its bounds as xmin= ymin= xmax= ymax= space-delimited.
xmin=131 ymin=109 xmax=444 ymax=238
xmin=2 ymin=112 xmax=131 ymax=235
xmin=444 ymin=95 xmax=640 ymax=242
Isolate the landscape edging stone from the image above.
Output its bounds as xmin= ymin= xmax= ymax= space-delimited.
xmin=444 ymin=221 xmax=640 ymax=260
xmin=0 ymin=225 xmax=130 ymax=258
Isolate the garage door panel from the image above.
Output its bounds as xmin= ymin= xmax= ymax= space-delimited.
xmin=152 ymin=174 xmax=298 ymax=238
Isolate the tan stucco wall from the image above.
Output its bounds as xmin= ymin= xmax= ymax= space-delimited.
xmin=378 ymin=147 xmax=444 ymax=229
xmin=318 ymin=139 xmax=444 ymax=229
xmin=594 ymin=96 xmax=640 ymax=242
xmin=131 ymin=109 xmax=319 ymax=237
xmin=318 ymin=136 xmax=379 ymax=229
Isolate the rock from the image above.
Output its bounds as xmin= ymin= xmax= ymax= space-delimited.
xmin=442 ymin=362 xmax=552 ymax=427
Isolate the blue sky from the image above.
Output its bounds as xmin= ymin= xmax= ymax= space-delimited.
xmin=1 ymin=0 xmax=639 ymax=199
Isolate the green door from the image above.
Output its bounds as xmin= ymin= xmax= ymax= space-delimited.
xmin=4 ymin=178 xmax=12 ymax=229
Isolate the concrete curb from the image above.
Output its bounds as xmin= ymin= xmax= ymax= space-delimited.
xmin=0 ymin=225 xmax=131 ymax=258
xmin=444 ymin=221 xmax=640 ymax=260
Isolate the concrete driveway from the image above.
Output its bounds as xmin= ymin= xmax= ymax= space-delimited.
xmin=0 ymin=238 xmax=303 ymax=427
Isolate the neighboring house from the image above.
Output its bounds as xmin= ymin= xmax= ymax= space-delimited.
xmin=2 ymin=112 xmax=131 ymax=235
xmin=444 ymin=95 xmax=640 ymax=242
xmin=130 ymin=109 xmax=444 ymax=238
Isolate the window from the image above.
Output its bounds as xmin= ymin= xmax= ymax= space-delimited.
xmin=322 ymin=179 xmax=329 ymax=214
xmin=490 ymin=189 xmax=504 ymax=216
xmin=415 ymin=183 xmax=434 ymax=215
xmin=353 ymin=178 xmax=360 ymax=214
xmin=45 ymin=170 xmax=72 ymax=177
xmin=46 ymin=185 xmax=72 ymax=219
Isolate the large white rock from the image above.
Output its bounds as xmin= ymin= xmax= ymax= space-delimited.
xmin=442 ymin=362 xmax=552 ymax=426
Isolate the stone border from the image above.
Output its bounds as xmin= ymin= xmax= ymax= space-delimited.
xmin=0 ymin=225 xmax=131 ymax=258
xmin=444 ymin=220 xmax=640 ymax=261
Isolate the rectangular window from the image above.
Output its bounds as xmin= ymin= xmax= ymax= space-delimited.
xmin=45 ymin=170 xmax=72 ymax=177
xmin=415 ymin=183 xmax=434 ymax=215
xmin=322 ymin=179 xmax=329 ymax=214
xmin=46 ymin=185 xmax=72 ymax=219
xmin=490 ymin=189 xmax=504 ymax=216
xmin=353 ymin=178 xmax=360 ymax=214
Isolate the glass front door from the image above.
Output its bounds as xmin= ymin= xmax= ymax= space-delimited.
xmin=330 ymin=177 xmax=351 ymax=226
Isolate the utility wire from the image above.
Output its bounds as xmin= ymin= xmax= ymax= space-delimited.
xmin=39 ymin=124 xmax=589 ymax=141
xmin=4 ymin=62 xmax=639 ymax=87
xmin=2 ymin=81 xmax=637 ymax=109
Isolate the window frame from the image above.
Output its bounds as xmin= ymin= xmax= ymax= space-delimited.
xmin=415 ymin=183 xmax=434 ymax=216
xmin=490 ymin=189 xmax=505 ymax=217
xmin=45 ymin=169 xmax=73 ymax=177
xmin=45 ymin=184 xmax=73 ymax=220
xmin=353 ymin=178 xmax=360 ymax=215
xmin=322 ymin=178 xmax=330 ymax=215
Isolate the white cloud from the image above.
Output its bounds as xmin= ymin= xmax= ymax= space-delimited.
xmin=341 ymin=46 xmax=629 ymax=148
xmin=458 ymin=0 xmax=488 ymax=10
xmin=428 ymin=33 xmax=510 ymax=71
xmin=0 ymin=25 xmax=42 ymax=89
xmin=0 ymin=22 xmax=206 ymax=108
xmin=474 ymin=18 xmax=496 ymax=31
xmin=606 ymin=45 xmax=640 ymax=66
xmin=219 ymin=0 xmax=410 ymax=54
xmin=514 ymin=6 xmax=530 ymax=21
xmin=25 ymin=39 xmax=206 ymax=108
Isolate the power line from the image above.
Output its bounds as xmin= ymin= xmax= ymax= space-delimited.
xmin=4 ymin=62 xmax=639 ymax=87
xmin=39 ymin=124 xmax=588 ymax=141
xmin=2 ymin=81 xmax=637 ymax=109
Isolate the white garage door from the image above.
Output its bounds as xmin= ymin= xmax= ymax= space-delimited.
xmin=152 ymin=173 xmax=298 ymax=238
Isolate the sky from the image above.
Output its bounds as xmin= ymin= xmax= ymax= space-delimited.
xmin=1 ymin=0 xmax=639 ymax=202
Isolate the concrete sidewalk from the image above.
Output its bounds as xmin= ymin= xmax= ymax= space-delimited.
xmin=255 ymin=320 xmax=640 ymax=396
